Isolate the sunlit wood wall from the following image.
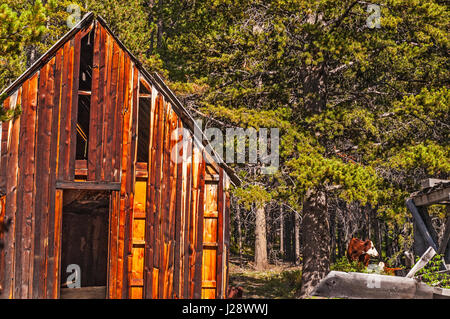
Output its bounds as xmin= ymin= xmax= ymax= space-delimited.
xmin=0 ymin=17 xmax=230 ymax=299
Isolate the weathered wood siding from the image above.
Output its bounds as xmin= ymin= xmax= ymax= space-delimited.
xmin=0 ymin=18 xmax=230 ymax=299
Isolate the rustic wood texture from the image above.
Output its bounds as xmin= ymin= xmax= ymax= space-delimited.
xmin=194 ymin=150 xmax=206 ymax=299
xmin=173 ymin=118 xmax=184 ymax=299
xmin=0 ymin=18 xmax=231 ymax=300
xmin=144 ymin=87 xmax=158 ymax=299
xmin=87 ymin=22 xmax=101 ymax=181
xmin=182 ymin=138 xmax=193 ymax=299
xmin=57 ymin=39 xmax=75 ymax=181
xmin=201 ymin=179 xmax=219 ymax=299
xmin=158 ymin=103 xmax=171 ymax=298
xmin=1 ymin=94 xmax=18 ymax=299
xmin=130 ymin=180 xmax=146 ymax=299
xmin=215 ymin=168 xmax=224 ymax=299
xmin=32 ymin=57 xmax=56 ymax=299
xmin=224 ymin=177 xmax=231 ymax=297
xmin=46 ymin=48 xmax=64 ymax=299
xmin=14 ymin=72 xmax=38 ymax=298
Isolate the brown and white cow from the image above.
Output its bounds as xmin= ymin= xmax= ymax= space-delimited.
xmin=346 ymin=238 xmax=379 ymax=267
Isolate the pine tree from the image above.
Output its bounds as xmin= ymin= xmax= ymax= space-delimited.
xmin=150 ymin=0 xmax=449 ymax=296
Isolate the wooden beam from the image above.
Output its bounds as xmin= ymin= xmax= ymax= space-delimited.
xmin=421 ymin=179 xmax=449 ymax=190
xmin=55 ymin=181 xmax=121 ymax=191
xmin=406 ymin=199 xmax=438 ymax=252
xmin=438 ymin=210 xmax=450 ymax=255
xmin=413 ymin=186 xmax=450 ymax=206
xmin=0 ymin=13 xmax=95 ymax=98
xmin=75 ymin=160 xmax=87 ymax=176
xmin=96 ymin=16 xmax=240 ymax=186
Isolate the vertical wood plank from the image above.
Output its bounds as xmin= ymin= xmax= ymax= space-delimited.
xmin=2 ymin=94 xmax=19 ymax=299
xmin=158 ymin=102 xmax=171 ymax=298
xmin=216 ymin=168 xmax=224 ymax=299
xmin=53 ymin=189 xmax=63 ymax=299
xmin=0 ymin=95 xmax=9 ymax=195
xmin=188 ymin=142 xmax=199 ymax=299
xmin=182 ymin=137 xmax=192 ymax=299
xmin=113 ymin=49 xmax=124 ymax=183
xmin=173 ymin=119 xmax=184 ymax=298
xmin=58 ymin=40 xmax=74 ymax=181
xmin=123 ymin=64 xmax=139 ymax=298
xmin=95 ymin=25 xmax=107 ymax=181
xmin=2 ymin=94 xmax=19 ymax=298
xmin=15 ymin=72 xmax=38 ymax=299
xmin=166 ymin=108 xmax=178 ymax=299
xmin=68 ymin=31 xmax=81 ymax=180
xmin=46 ymin=48 xmax=64 ymax=299
xmin=151 ymin=94 xmax=165 ymax=298
xmin=116 ymin=54 xmax=131 ymax=298
xmin=13 ymin=82 xmax=27 ymax=299
xmin=193 ymin=149 xmax=206 ymax=299
xmin=0 ymin=195 xmax=6 ymax=294
xmin=101 ymin=32 xmax=112 ymax=181
xmin=144 ymin=89 xmax=160 ymax=299
xmin=0 ymin=95 xmax=11 ymax=297
xmin=88 ymin=22 xmax=101 ymax=180
xmin=108 ymin=191 xmax=119 ymax=298
xmin=224 ymin=179 xmax=231 ymax=297
xmin=33 ymin=57 xmax=56 ymax=298
xmin=106 ymin=40 xmax=119 ymax=182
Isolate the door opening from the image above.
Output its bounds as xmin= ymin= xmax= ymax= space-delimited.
xmin=59 ymin=190 xmax=110 ymax=299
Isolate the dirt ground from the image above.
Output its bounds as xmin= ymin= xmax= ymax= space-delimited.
xmin=228 ymin=256 xmax=303 ymax=299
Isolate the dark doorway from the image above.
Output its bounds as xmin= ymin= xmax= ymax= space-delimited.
xmin=60 ymin=190 xmax=110 ymax=299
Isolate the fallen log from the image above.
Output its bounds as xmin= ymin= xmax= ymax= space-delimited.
xmin=312 ymin=271 xmax=450 ymax=299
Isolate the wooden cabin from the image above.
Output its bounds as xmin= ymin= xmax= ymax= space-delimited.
xmin=0 ymin=13 xmax=237 ymax=299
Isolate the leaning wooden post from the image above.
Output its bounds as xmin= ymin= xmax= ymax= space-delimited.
xmin=406 ymin=199 xmax=438 ymax=252
xmin=438 ymin=213 xmax=450 ymax=256
xmin=406 ymin=246 xmax=436 ymax=278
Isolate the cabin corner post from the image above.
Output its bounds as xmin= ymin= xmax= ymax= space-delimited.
xmin=215 ymin=168 xmax=225 ymax=299
xmin=193 ymin=150 xmax=206 ymax=299
xmin=223 ymin=174 xmax=231 ymax=299
xmin=2 ymin=94 xmax=21 ymax=299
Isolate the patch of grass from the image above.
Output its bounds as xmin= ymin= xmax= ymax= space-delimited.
xmin=229 ymin=266 xmax=302 ymax=299
xmin=330 ymin=256 xmax=370 ymax=273
xmin=415 ymin=254 xmax=450 ymax=289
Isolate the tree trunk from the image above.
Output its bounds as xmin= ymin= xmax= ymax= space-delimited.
xmin=373 ymin=208 xmax=382 ymax=256
xmin=329 ymin=207 xmax=336 ymax=263
xmin=299 ymin=189 xmax=329 ymax=298
xmin=280 ymin=206 xmax=284 ymax=258
xmin=254 ymin=205 xmax=268 ymax=270
xmin=288 ymin=212 xmax=295 ymax=262
xmin=294 ymin=212 xmax=301 ymax=265
xmin=236 ymin=204 xmax=243 ymax=266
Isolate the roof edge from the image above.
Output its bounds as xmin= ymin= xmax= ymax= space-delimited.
xmin=0 ymin=12 xmax=95 ymax=97
xmin=0 ymin=12 xmax=241 ymax=186
xmin=95 ymin=16 xmax=241 ymax=186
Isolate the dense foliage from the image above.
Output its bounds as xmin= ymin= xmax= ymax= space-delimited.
xmin=0 ymin=0 xmax=448 ymax=295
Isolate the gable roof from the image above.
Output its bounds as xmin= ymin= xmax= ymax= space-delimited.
xmin=1 ymin=12 xmax=240 ymax=186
